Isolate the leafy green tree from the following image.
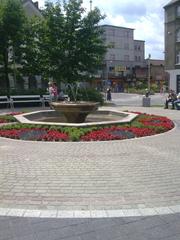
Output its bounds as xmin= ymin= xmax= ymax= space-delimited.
xmin=0 ymin=0 xmax=26 ymax=91
xmin=41 ymin=0 xmax=107 ymax=87
xmin=21 ymin=17 xmax=44 ymax=83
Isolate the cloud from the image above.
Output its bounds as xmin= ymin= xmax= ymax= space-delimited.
xmin=36 ymin=0 xmax=169 ymax=59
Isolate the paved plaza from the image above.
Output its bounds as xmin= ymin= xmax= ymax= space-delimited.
xmin=0 ymin=94 xmax=180 ymax=239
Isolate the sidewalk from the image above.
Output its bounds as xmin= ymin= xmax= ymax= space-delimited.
xmin=0 ymin=106 xmax=180 ymax=239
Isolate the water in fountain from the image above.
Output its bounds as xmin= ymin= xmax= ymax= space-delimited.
xmin=65 ymin=82 xmax=89 ymax=102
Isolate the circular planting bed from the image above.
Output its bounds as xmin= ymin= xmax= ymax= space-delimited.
xmin=0 ymin=111 xmax=174 ymax=142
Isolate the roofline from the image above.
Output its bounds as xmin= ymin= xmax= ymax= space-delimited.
xmin=22 ymin=0 xmax=41 ymax=12
xmin=164 ymin=0 xmax=179 ymax=9
xmin=100 ymin=24 xmax=134 ymax=31
xmin=134 ymin=40 xmax=145 ymax=42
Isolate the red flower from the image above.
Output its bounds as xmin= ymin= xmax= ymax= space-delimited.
xmin=139 ymin=116 xmax=174 ymax=130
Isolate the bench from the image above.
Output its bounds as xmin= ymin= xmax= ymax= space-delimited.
xmin=167 ymin=101 xmax=180 ymax=109
xmin=0 ymin=96 xmax=12 ymax=108
xmin=42 ymin=94 xmax=51 ymax=107
xmin=10 ymin=95 xmax=43 ymax=108
xmin=42 ymin=94 xmax=69 ymax=107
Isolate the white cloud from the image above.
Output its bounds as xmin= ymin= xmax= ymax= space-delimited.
xmin=36 ymin=0 xmax=169 ymax=59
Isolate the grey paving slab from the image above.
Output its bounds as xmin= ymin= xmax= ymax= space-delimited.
xmin=0 ymin=214 xmax=180 ymax=240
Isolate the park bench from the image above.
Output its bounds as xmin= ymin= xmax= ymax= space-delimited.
xmin=0 ymin=96 xmax=12 ymax=108
xmin=42 ymin=94 xmax=51 ymax=107
xmin=42 ymin=94 xmax=69 ymax=107
xmin=167 ymin=101 xmax=180 ymax=109
xmin=10 ymin=95 xmax=43 ymax=108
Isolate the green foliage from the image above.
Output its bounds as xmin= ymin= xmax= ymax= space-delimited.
xmin=21 ymin=17 xmax=45 ymax=78
xmin=150 ymin=83 xmax=159 ymax=93
xmin=62 ymin=126 xmax=98 ymax=141
xmin=39 ymin=0 xmax=107 ymax=84
xmin=0 ymin=115 xmax=16 ymax=122
xmin=0 ymin=0 xmax=26 ymax=90
xmin=127 ymin=88 xmax=147 ymax=95
xmin=66 ymin=87 xmax=104 ymax=104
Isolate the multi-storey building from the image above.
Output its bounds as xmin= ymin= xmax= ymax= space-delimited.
xmin=164 ymin=0 xmax=180 ymax=93
xmin=22 ymin=0 xmax=42 ymax=18
xmin=96 ymin=25 xmax=146 ymax=91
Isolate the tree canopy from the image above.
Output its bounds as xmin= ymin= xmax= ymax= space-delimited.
xmin=33 ymin=0 xmax=107 ymax=85
xmin=0 ymin=0 xmax=26 ymax=90
xmin=0 ymin=0 xmax=107 ymax=91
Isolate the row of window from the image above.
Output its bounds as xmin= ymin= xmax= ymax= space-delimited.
xmin=109 ymin=42 xmax=141 ymax=51
xmin=176 ymin=51 xmax=180 ymax=64
xmin=134 ymin=45 xmax=141 ymax=51
xmin=177 ymin=6 xmax=180 ymax=17
xmin=109 ymin=54 xmax=141 ymax=61
xmin=176 ymin=29 xmax=180 ymax=42
xmin=107 ymin=29 xmax=130 ymax=38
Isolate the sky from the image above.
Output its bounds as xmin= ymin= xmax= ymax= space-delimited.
xmin=37 ymin=0 xmax=170 ymax=60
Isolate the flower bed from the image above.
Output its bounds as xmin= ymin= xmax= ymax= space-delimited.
xmin=0 ymin=112 xmax=23 ymax=123
xmin=0 ymin=112 xmax=174 ymax=142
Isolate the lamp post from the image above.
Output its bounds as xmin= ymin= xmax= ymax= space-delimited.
xmin=90 ymin=0 xmax=92 ymax=11
xmin=148 ymin=54 xmax=151 ymax=92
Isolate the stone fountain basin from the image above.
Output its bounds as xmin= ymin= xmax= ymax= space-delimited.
xmin=50 ymin=101 xmax=99 ymax=123
xmin=14 ymin=108 xmax=138 ymax=127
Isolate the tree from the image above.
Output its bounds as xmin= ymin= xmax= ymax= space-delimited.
xmin=40 ymin=0 xmax=107 ymax=86
xmin=21 ymin=17 xmax=45 ymax=84
xmin=0 ymin=0 xmax=26 ymax=91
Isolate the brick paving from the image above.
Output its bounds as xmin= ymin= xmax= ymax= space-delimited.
xmin=0 ymin=105 xmax=180 ymax=239
xmin=0 ymin=107 xmax=180 ymax=210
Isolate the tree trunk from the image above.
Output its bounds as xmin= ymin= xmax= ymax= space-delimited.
xmin=3 ymin=48 xmax=10 ymax=92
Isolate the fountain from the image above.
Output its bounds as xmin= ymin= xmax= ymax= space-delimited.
xmin=49 ymin=83 xmax=99 ymax=123
xmin=50 ymin=101 xmax=99 ymax=123
xmin=14 ymin=83 xmax=138 ymax=127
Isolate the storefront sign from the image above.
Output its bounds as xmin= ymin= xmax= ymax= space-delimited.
xmin=115 ymin=66 xmax=126 ymax=72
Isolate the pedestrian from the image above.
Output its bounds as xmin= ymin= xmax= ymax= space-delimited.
xmin=48 ymin=81 xmax=58 ymax=102
xmin=52 ymin=82 xmax=58 ymax=101
xmin=107 ymin=88 xmax=112 ymax=101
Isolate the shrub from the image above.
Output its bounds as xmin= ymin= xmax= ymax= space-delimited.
xmin=66 ymin=87 xmax=104 ymax=105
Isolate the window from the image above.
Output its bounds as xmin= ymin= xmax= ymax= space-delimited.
xmin=124 ymin=55 xmax=129 ymax=61
xmin=108 ymin=29 xmax=115 ymax=36
xmin=124 ymin=31 xmax=129 ymax=38
xmin=177 ymin=6 xmax=180 ymax=17
xmin=109 ymin=42 xmax=115 ymax=48
xmin=134 ymin=45 xmax=137 ymax=50
xmin=135 ymin=56 xmax=138 ymax=61
xmin=138 ymin=56 xmax=141 ymax=61
xmin=109 ymin=66 xmax=114 ymax=72
xmin=138 ymin=46 xmax=141 ymax=51
xmin=124 ymin=43 xmax=129 ymax=49
xmin=110 ymin=54 xmax=115 ymax=60
xmin=176 ymin=29 xmax=180 ymax=42
xmin=176 ymin=51 xmax=180 ymax=64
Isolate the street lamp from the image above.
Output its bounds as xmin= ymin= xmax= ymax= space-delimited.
xmin=148 ymin=53 xmax=151 ymax=92
xmin=90 ymin=0 xmax=92 ymax=11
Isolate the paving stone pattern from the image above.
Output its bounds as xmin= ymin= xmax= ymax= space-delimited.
xmin=0 ymin=105 xmax=180 ymax=240
xmin=0 ymin=107 xmax=180 ymax=210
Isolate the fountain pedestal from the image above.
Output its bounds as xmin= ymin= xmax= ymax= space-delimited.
xmin=50 ymin=101 xmax=99 ymax=123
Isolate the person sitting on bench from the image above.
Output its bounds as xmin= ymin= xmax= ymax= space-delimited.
xmin=174 ymin=92 xmax=180 ymax=110
xmin=164 ymin=90 xmax=177 ymax=109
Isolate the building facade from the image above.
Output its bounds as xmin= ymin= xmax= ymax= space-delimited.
xmin=148 ymin=59 xmax=168 ymax=91
xmin=22 ymin=0 xmax=42 ymax=18
xmin=164 ymin=0 xmax=180 ymax=93
xmin=95 ymin=25 xmax=146 ymax=92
